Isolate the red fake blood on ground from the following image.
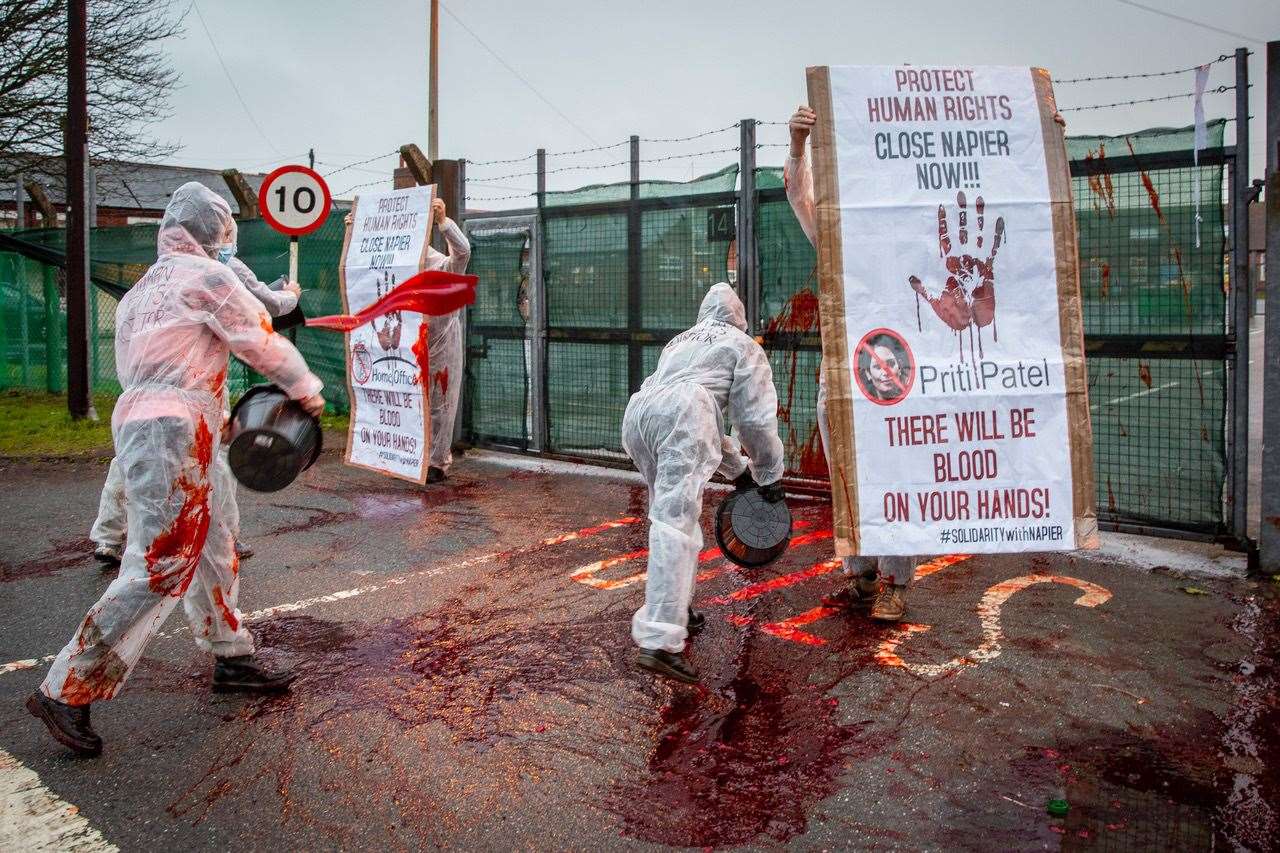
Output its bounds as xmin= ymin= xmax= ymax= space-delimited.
xmin=212 ymin=587 xmax=239 ymax=631
xmin=411 ymin=323 xmax=430 ymax=386
xmin=1137 ymin=363 xmax=1153 ymax=389
xmin=144 ymin=419 xmax=214 ymax=596
xmin=0 ymin=535 xmax=96 ymax=582
xmin=1100 ymin=262 xmax=1111 ymax=299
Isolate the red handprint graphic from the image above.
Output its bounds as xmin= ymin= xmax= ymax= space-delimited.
xmin=374 ymin=270 xmax=402 ymax=351
xmin=908 ymin=191 xmax=1004 ymax=362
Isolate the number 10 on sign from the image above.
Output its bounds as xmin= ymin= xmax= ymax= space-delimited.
xmin=258 ymin=165 xmax=333 ymax=282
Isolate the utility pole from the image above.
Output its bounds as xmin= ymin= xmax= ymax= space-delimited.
xmin=65 ymin=0 xmax=93 ymax=420
xmin=428 ymin=0 xmax=439 ymax=160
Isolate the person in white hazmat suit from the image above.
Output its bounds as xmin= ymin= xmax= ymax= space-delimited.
xmin=785 ymin=105 xmax=916 ymax=621
xmin=345 ymin=197 xmax=469 ymax=482
xmin=89 ymin=256 xmax=303 ymax=566
xmin=26 ymin=182 xmax=326 ymax=757
xmin=623 ymin=282 xmax=785 ymax=684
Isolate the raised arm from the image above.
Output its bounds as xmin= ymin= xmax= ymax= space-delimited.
xmin=784 ymin=105 xmax=817 ymax=248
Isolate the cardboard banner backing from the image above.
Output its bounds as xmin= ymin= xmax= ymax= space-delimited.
xmin=806 ymin=64 xmax=1097 ymax=556
xmin=339 ymin=185 xmax=436 ymax=484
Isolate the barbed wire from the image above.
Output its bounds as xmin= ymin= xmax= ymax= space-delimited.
xmin=322 ymin=150 xmax=400 ymax=180
xmin=1060 ymin=85 xmax=1234 ymax=112
xmin=1055 ymin=53 xmax=1231 ymax=85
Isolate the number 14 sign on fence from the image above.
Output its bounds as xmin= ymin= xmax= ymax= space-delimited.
xmin=257 ymin=164 xmax=333 ymax=281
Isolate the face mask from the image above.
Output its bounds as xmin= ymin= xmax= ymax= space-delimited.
xmin=215 ymin=244 xmax=236 ymax=265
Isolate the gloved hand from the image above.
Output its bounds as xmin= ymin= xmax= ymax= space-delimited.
xmin=758 ymin=481 xmax=785 ymax=503
xmin=733 ymin=470 xmax=758 ymax=492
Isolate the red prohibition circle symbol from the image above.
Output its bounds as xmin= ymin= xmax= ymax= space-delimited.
xmin=352 ymin=342 xmax=372 ymax=385
xmin=852 ymin=327 xmax=916 ymax=406
xmin=258 ymin=164 xmax=332 ymax=237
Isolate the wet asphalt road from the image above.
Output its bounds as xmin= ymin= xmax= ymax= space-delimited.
xmin=1 ymin=448 xmax=1277 ymax=851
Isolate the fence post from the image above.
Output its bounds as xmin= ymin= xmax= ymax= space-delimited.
xmin=1230 ymin=47 xmax=1252 ymax=546
xmin=532 ymin=147 xmax=548 ymax=452
xmin=44 ymin=262 xmax=62 ymax=393
xmin=18 ymin=253 xmax=30 ymax=387
xmin=627 ymin=135 xmax=642 ymax=394
xmin=738 ymin=119 xmax=758 ymax=333
xmin=1260 ymin=40 xmax=1280 ymax=575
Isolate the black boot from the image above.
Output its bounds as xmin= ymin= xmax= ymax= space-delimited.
xmin=427 ymin=466 xmax=448 ymax=483
xmin=26 ymin=692 xmax=102 ymax=757
xmin=636 ymin=648 xmax=699 ymax=684
xmin=687 ymin=608 xmax=706 ymax=634
xmin=212 ymin=655 xmax=294 ymax=693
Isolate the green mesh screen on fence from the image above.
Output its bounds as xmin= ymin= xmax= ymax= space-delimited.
xmin=1067 ymin=121 xmax=1227 ymax=337
xmin=465 ymin=229 xmax=530 ymax=448
xmin=1 ymin=209 xmax=353 ymax=409
xmin=541 ymin=165 xmax=740 ymax=459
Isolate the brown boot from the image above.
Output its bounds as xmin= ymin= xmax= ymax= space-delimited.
xmin=870 ymin=584 xmax=907 ymax=622
xmin=822 ymin=570 xmax=880 ymax=609
xmin=26 ymin=692 xmax=102 ymax=757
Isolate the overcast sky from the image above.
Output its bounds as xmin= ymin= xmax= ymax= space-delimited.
xmin=155 ymin=0 xmax=1276 ymax=206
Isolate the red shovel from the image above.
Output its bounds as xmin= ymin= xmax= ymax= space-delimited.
xmin=305 ymin=269 xmax=478 ymax=332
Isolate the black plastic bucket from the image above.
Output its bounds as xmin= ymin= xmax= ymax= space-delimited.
xmin=227 ymin=384 xmax=322 ymax=492
xmin=714 ymin=488 xmax=792 ymax=568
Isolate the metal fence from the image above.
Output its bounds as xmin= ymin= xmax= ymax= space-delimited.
xmin=459 ymin=116 xmax=1249 ymax=545
xmin=0 ymin=62 xmax=1253 ymax=547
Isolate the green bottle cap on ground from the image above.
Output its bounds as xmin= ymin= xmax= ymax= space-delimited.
xmin=1047 ymin=798 xmax=1070 ymax=817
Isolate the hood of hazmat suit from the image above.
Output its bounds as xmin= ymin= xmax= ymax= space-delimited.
xmin=621 ymin=282 xmax=785 ymax=652
xmin=38 ymin=183 xmax=324 ymax=707
xmin=424 ymin=217 xmax=472 ymax=472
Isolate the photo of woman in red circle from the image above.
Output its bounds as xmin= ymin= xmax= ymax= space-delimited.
xmin=853 ymin=328 xmax=915 ymax=405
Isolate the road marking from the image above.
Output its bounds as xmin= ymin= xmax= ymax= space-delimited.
xmin=0 ymin=747 xmax=117 ymax=851
xmin=1092 ymin=380 xmax=1179 ymax=409
xmin=749 ymin=555 xmax=972 ymax=645
xmin=0 ymin=515 xmax=641 ymax=679
xmin=707 ymin=557 xmax=843 ymax=605
xmin=568 ymin=522 xmax=821 ymax=591
xmin=875 ymin=573 xmax=1112 ymax=677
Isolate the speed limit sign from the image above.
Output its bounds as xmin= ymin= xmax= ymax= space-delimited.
xmin=258 ymin=165 xmax=332 ymax=237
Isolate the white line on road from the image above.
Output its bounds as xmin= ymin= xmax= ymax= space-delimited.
xmin=0 ymin=747 xmax=117 ymax=852
xmin=0 ymin=516 xmax=640 ymax=678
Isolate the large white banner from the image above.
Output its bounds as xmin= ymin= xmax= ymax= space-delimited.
xmin=808 ymin=65 xmax=1096 ymax=555
xmin=340 ymin=185 xmax=435 ymax=483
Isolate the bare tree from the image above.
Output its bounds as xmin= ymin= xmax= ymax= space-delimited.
xmin=0 ymin=0 xmax=182 ymax=191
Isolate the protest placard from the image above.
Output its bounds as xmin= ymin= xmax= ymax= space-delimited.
xmin=806 ymin=65 xmax=1097 ymax=555
xmin=340 ymin=185 xmax=436 ymax=483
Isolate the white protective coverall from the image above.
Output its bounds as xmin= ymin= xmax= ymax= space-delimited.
xmin=623 ymin=283 xmax=786 ymax=652
xmin=784 ymin=151 xmax=915 ymax=585
xmin=89 ymin=258 xmax=297 ymax=550
xmin=423 ymin=219 xmax=471 ymax=473
xmin=42 ymin=183 xmax=323 ymax=705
